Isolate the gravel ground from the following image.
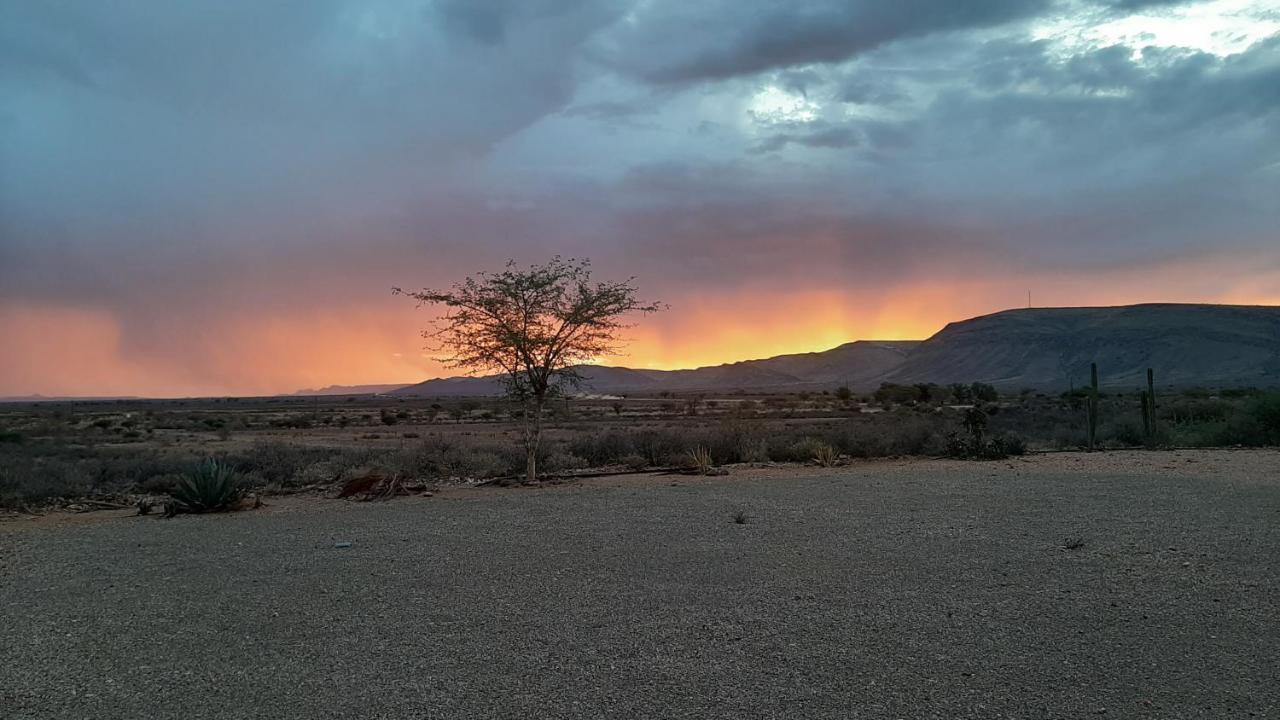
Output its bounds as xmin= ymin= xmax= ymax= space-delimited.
xmin=3 ymin=450 xmax=1278 ymax=719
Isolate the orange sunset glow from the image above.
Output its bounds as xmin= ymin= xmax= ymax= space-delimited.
xmin=5 ymin=252 xmax=1277 ymax=397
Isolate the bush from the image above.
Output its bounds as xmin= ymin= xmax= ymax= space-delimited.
xmin=1161 ymin=398 xmax=1233 ymax=424
xmin=376 ymin=438 xmax=521 ymax=481
xmin=231 ymin=442 xmax=375 ymax=488
xmin=540 ymin=450 xmax=589 ymax=474
xmin=774 ymin=436 xmax=829 ymax=463
xmin=293 ymin=460 xmax=344 ymax=487
xmin=618 ymin=453 xmax=650 ymax=471
xmin=1248 ymin=393 xmax=1280 ymax=444
xmin=945 ymin=432 xmax=1022 ymax=460
xmin=736 ymin=435 xmax=770 ymax=463
xmin=272 ymin=414 xmax=313 ymax=429
xmin=172 ymin=460 xmax=242 ymax=512
xmin=1107 ymin=420 xmax=1145 ymax=447
xmin=995 ymin=433 xmax=1027 ymax=456
xmin=944 ymin=405 xmax=1025 ymax=459
xmin=633 ymin=429 xmax=687 ymax=466
xmin=568 ymin=430 xmax=635 ymax=466
xmin=138 ymin=473 xmax=183 ymax=495
xmin=0 ymin=452 xmax=85 ymax=508
xmin=874 ymin=383 xmax=924 ymax=404
xmin=971 ymin=382 xmax=999 ymax=403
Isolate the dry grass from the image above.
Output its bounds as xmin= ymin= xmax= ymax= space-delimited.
xmin=685 ymin=446 xmax=715 ymax=475
xmin=2 ymin=389 xmax=1277 ymax=508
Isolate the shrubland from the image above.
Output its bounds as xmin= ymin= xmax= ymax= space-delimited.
xmin=2 ymin=386 xmax=1278 ymax=508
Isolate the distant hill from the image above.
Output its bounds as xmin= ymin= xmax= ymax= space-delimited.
xmin=389 ymin=340 xmax=917 ymax=397
xmin=388 ymin=304 xmax=1280 ymax=397
xmin=883 ymin=304 xmax=1280 ymax=389
xmin=0 ymin=394 xmax=144 ymax=403
xmin=293 ymin=383 xmax=409 ymax=396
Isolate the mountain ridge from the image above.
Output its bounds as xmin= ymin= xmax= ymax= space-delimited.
xmin=389 ymin=340 xmax=916 ymax=397
xmin=389 ymin=303 xmax=1280 ymax=397
xmin=882 ymin=303 xmax=1280 ymax=389
xmin=293 ymin=383 xmax=412 ymax=396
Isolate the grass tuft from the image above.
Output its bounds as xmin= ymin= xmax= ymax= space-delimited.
xmin=812 ymin=442 xmax=840 ymax=467
xmin=686 ymin=446 xmax=714 ymax=475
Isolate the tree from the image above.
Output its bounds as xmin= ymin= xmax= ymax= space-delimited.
xmin=914 ymin=383 xmax=934 ymax=403
xmin=874 ymin=383 xmax=921 ymax=404
xmin=970 ymin=382 xmax=999 ymax=403
xmin=834 ymin=385 xmax=853 ymax=404
xmin=394 ymin=257 xmax=662 ymax=483
xmin=949 ymin=383 xmax=973 ymax=404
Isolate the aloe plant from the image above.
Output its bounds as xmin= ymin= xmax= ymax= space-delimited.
xmin=172 ymin=459 xmax=242 ymax=512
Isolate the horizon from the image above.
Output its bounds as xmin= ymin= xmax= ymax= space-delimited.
xmin=5 ymin=300 xmax=1276 ymax=400
xmin=4 ymin=1 xmax=1279 ymax=397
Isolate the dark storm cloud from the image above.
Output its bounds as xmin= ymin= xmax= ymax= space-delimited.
xmin=836 ymin=76 xmax=909 ymax=105
xmin=0 ymin=0 xmax=621 ymax=294
xmin=1104 ymin=0 xmax=1190 ymax=10
xmin=599 ymin=0 xmax=1053 ymax=85
xmin=928 ymin=37 xmax=1280 ymax=164
xmin=1 ymin=0 xmax=1278 ymax=394
xmin=752 ymin=124 xmax=862 ymax=153
xmin=0 ymin=0 xmax=620 ymax=188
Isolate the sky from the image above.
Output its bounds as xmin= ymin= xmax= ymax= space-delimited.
xmin=2 ymin=0 xmax=1278 ymax=397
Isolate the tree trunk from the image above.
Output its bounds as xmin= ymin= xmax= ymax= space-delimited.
xmin=524 ymin=395 xmax=544 ymax=484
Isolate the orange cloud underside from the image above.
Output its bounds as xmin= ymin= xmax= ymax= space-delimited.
xmin=4 ymin=257 xmax=1278 ymax=397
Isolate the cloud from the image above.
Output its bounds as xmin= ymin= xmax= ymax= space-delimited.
xmin=752 ymin=124 xmax=862 ymax=153
xmin=597 ymin=0 xmax=1052 ymax=84
xmin=1103 ymin=0 xmax=1192 ymax=10
xmin=1 ymin=0 xmax=1278 ymax=395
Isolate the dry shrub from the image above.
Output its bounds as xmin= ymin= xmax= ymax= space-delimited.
xmin=685 ymin=446 xmax=714 ymax=475
xmin=811 ymin=442 xmax=840 ymax=467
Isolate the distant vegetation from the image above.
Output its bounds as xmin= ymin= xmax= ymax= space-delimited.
xmin=2 ymin=384 xmax=1279 ymax=509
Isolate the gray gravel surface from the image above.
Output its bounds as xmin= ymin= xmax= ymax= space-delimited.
xmin=3 ymin=451 xmax=1279 ymax=719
